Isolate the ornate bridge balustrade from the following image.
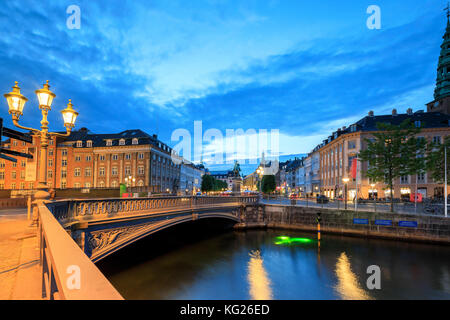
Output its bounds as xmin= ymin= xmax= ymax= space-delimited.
xmin=45 ymin=196 xmax=258 ymax=263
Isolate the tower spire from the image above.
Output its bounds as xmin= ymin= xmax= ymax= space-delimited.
xmin=433 ymin=7 xmax=450 ymax=101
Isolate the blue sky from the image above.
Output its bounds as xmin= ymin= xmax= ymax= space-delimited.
xmin=0 ymin=0 xmax=446 ymax=160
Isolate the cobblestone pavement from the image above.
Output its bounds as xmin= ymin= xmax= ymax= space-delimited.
xmin=0 ymin=209 xmax=40 ymax=300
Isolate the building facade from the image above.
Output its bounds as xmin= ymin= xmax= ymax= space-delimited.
xmin=1 ymin=128 xmax=181 ymax=193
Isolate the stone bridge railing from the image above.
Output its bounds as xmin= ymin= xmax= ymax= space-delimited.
xmin=38 ymin=203 xmax=123 ymax=300
xmin=47 ymin=195 xmax=258 ymax=226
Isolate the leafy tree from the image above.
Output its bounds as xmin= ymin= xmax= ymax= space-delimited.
xmin=426 ymin=135 xmax=450 ymax=185
xmin=201 ymin=175 xmax=214 ymax=193
xmin=261 ymin=175 xmax=276 ymax=194
xmin=359 ymin=120 xmax=422 ymax=212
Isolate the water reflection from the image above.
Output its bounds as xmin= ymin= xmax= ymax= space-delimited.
xmin=247 ymin=250 xmax=273 ymax=300
xmin=335 ymin=252 xmax=372 ymax=300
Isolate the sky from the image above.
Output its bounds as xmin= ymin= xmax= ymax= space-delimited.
xmin=0 ymin=0 xmax=447 ymax=172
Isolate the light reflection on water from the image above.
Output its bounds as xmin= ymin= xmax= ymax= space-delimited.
xmin=335 ymin=252 xmax=372 ymax=300
xmin=247 ymin=250 xmax=273 ymax=300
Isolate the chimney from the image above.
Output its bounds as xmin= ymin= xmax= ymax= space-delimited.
xmin=392 ymin=109 xmax=398 ymax=116
xmin=406 ymin=108 xmax=413 ymax=115
xmin=368 ymin=110 xmax=374 ymax=117
xmin=152 ymin=134 xmax=158 ymax=139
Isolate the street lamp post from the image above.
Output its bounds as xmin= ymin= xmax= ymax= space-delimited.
xmin=343 ymin=178 xmax=350 ymax=210
xmin=124 ymin=175 xmax=135 ymax=194
xmin=4 ymin=81 xmax=78 ymax=225
xmin=370 ymin=183 xmax=376 ymax=212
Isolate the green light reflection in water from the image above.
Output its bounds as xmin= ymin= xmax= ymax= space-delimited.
xmin=274 ymin=236 xmax=314 ymax=245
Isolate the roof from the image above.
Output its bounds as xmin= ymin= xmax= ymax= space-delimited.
xmin=58 ymin=128 xmax=172 ymax=152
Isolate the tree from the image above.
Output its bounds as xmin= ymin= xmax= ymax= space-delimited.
xmin=261 ymin=175 xmax=276 ymax=194
xmin=359 ymin=119 xmax=422 ymax=212
xmin=201 ymin=175 xmax=214 ymax=193
xmin=426 ymin=135 xmax=450 ymax=185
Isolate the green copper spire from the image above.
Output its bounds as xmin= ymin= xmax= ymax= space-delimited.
xmin=434 ymin=4 xmax=450 ymax=101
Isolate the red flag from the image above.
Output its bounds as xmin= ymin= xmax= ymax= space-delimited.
xmin=351 ymin=158 xmax=357 ymax=179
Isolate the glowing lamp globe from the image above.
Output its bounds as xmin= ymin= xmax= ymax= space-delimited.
xmin=61 ymin=99 xmax=78 ymax=129
xmin=35 ymin=80 xmax=56 ymax=110
xmin=4 ymin=81 xmax=28 ymax=118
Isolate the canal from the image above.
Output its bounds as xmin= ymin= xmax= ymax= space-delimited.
xmin=97 ymin=220 xmax=450 ymax=300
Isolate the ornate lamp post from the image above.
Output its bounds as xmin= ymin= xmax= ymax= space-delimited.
xmin=4 ymin=81 xmax=78 ymax=224
xmin=124 ymin=175 xmax=135 ymax=193
xmin=342 ymin=178 xmax=350 ymax=210
xmin=256 ymin=167 xmax=264 ymax=192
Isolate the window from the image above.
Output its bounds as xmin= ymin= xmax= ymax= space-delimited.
xmin=433 ymin=136 xmax=441 ymax=144
xmin=48 ymin=159 xmax=53 ymax=167
xmin=61 ymin=182 xmax=66 ymax=189
xmin=111 ymin=181 xmax=118 ymax=188
xmin=400 ymin=175 xmax=409 ymax=184
xmin=418 ymin=172 xmax=426 ymax=183
xmin=62 ymin=149 xmax=68 ymax=156
xmin=20 ymin=182 xmax=25 ymax=190
xmin=13 ymin=140 xmax=17 ymax=146
xmin=12 ymin=162 xmax=17 ymax=168
xmin=12 ymin=171 xmax=16 ymax=179
xmin=74 ymin=168 xmax=81 ymax=177
xmin=138 ymin=153 xmax=144 ymax=160
xmin=112 ymin=154 xmax=118 ymax=161
xmin=21 ymin=160 xmax=26 ymax=168
xmin=11 ymin=183 xmax=16 ymax=189
xmin=49 ymin=140 xmax=53 ymax=146
xmin=350 ymin=125 xmax=357 ymax=132
xmin=86 ymin=155 xmax=92 ymax=162
xmin=85 ymin=182 xmax=91 ymax=188
xmin=62 ymin=159 xmax=67 ymax=167
xmin=125 ymin=154 xmax=131 ymax=160
xmin=138 ymin=166 xmax=145 ymax=175
xmin=76 ymin=141 xmax=83 ymax=147
xmin=99 ymin=167 xmax=105 ymax=176
xmin=87 ymin=140 xmax=92 ymax=148
xmin=74 ymin=183 xmax=81 ymax=189
xmin=348 ymin=140 xmax=356 ymax=149
xmin=48 ymin=170 xmax=53 ymax=179
xmin=99 ymin=155 xmax=105 ymax=161
xmin=132 ymin=138 xmax=138 ymax=145
xmin=61 ymin=170 xmax=67 ymax=178
xmin=20 ymin=171 xmax=25 ymax=179
xmin=29 ymin=182 xmax=33 ymax=189
xmin=0 ymin=172 xmax=4 ymax=180
xmin=85 ymin=167 xmax=92 ymax=177
xmin=48 ymin=149 xmax=53 ymax=156
xmin=119 ymin=139 xmax=125 ymax=146
xmin=125 ymin=166 xmax=131 ymax=175
xmin=138 ymin=180 xmax=144 ymax=187
xmin=0 ymin=183 xmax=4 ymax=189
xmin=106 ymin=140 xmax=112 ymax=146
xmin=112 ymin=167 xmax=118 ymax=176
xmin=75 ymin=155 xmax=81 ymax=162
xmin=0 ymin=161 xmax=4 ymax=168
xmin=99 ymin=181 xmax=105 ymax=188
xmin=414 ymin=121 xmax=421 ymax=128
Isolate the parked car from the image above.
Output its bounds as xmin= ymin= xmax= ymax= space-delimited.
xmin=289 ymin=194 xmax=299 ymax=199
xmin=316 ymin=195 xmax=329 ymax=204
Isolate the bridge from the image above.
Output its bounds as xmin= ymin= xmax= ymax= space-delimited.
xmin=37 ymin=195 xmax=258 ymax=300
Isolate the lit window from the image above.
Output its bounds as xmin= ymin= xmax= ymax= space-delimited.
xmin=87 ymin=140 xmax=92 ymax=147
xmin=119 ymin=139 xmax=125 ymax=146
xmin=106 ymin=140 xmax=112 ymax=146
xmin=85 ymin=167 xmax=92 ymax=177
xmin=112 ymin=167 xmax=118 ymax=176
xmin=132 ymin=138 xmax=138 ymax=145
xmin=76 ymin=141 xmax=83 ymax=147
xmin=99 ymin=167 xmax=105 ymax=176
xmin=74 ymin=168 xmax=81 ymax=177
xmin=61 ymin=182 xmax=66 ymax=189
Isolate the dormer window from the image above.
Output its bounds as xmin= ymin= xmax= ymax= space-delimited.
xmin=415 ymin=121 xmax=421 ymax=128
xmin=106 ymin=140 xmax=112 ymax=146
xmin=350 ymin=125 xmax=357 ymax=132
xmin=132 ymin=138 xmax=138 ymax=145
xmin=119 ymin=139 xmax=125 ymax=146
xmin=87 ymin=140 xmax=92 ymax=148
xmin=76 ymin=141 xmax=82 ymax=148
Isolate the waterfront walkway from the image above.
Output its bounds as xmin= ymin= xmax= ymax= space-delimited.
xmin=0 ymin=208 xmax=41 ymax=300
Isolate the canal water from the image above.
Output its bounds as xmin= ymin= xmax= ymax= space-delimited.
xmin=98 ymin=220 xmax=450 ymax=300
